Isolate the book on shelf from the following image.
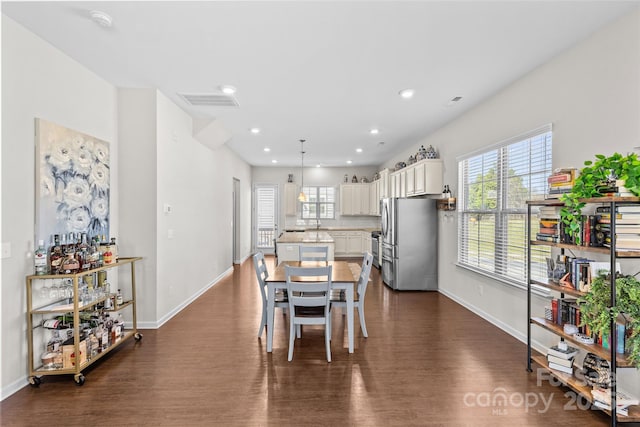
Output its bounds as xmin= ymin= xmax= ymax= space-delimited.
xmin=547 ymin=344 xmax=579 ymax=359
xmin=547 ymin=354 xmax=574 ymax=368
xmin=547 ymin=361 xmax=574 ymax=375
xmin=536 ymin=233 xmax=559 ymax=242
xmin=548 ymin=172 xmax=575 ymax=184
xmin=591 ymin=387 xmax=640 ymax=408
xmin=592 ymin=400 xmax=629 ymax=416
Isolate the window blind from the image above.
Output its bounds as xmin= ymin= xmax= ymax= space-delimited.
xmin=301 ymin=186 xmax=336 ymax=219
xmin=458 ymin=125 xmax=552 ymax=285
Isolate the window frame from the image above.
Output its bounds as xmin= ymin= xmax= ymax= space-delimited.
xmin=300 ymin=186 xmax=336 ymax=220
xmin=457 ymin=124 xmax=553 ymax=287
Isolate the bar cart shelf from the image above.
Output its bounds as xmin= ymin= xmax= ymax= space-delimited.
xmin=26 ymin=257 xmax=142 ymax=386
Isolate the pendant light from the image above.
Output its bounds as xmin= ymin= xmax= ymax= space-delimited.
xmin=298 ymin=139 xmax=307 ymax=202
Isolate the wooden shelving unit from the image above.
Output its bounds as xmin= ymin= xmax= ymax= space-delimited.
xmin=526 ymin=198 xmax=640 ymax=426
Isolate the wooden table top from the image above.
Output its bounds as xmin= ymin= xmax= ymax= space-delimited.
xmin=266 ymin=261 xmax=359 ymax=283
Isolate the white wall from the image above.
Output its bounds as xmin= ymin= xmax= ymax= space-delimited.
xmin=1 ymin=18 xmax=254 ymax=399
xmin=1 ymin=16 xmax=118 ymax=398
xmin=252 ymin=166 xmax=381 ymax=238
xmin=383 ymin=8 xmax=640 ymax=392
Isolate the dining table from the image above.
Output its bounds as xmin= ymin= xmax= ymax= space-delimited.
xmin=265 ymin=260 xmax=360 ymax=354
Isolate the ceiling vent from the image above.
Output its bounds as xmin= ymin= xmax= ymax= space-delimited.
xmin=178 ymin=93 xmax=239 ymax=107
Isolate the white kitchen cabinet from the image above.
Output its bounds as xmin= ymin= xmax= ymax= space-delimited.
xmin=389 ymin=173 xmax=398 ymax=198
xmin=346 ymin=231 xmax=362 ymax=255
xmin=369 ymin=180 xmax=380 ymax=216
xmin=406 ymin=165 xmax=416 ymax=196
xmin=379 ymin=169 xmax=390 ymax=199
xmin=284 ymin=183 xmax=297 ymax=216
xmin=340 ymin=184 xmax=370 ymax=216
xmin=399 ymin=170 xmax=407 ymax=198
xmin=408 ymin=159 xmax=443 ymax=196
xmin=362 ymin=233 xmax=372 ymax=256
xmin=329 ymin=231 xmax=347 ymax=255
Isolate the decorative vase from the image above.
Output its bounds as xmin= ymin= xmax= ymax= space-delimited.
xmin=417 ymin=145 xmax=427 ymax=160
xmin=287 ymin=174 xmax=293 ymax=183
xmin=352 ymin=175 xmax=358 ymax=183
xmin=407 ymin=155 xmax=416 ymax=165
xmin=425 ymin=145 xmax=438 ymax=159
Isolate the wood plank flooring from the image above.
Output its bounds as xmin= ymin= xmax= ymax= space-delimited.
xmin=1 ymin=256 xmax=616 ymax=426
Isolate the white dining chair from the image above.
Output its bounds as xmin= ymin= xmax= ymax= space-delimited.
xmin=285 ymin=265 xmax=333 ymax=362
xmin=299 ymin=245 xmax=329 ymax=262
xmin=253 ymin=252 xmax=288 ymax=338
xmin=330 ymin=251 xmax=374 ymax=338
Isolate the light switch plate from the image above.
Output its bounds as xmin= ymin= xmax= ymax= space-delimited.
xmin=1 ymin=242 xmax=11 ymax=259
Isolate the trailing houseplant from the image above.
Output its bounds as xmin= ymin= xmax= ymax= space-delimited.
xmin=560 ymin=152 xmax=640 ymax=244
xmin=579 ymin=273 xmax=640 ymax=368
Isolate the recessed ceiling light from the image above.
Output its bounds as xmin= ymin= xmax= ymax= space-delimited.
xmin=316 ymin=164 xmax=321 ymax=168
xmin=370 ymin=129 xmax=379 ymax=135
xmin=89 ymin=10 xmax=113 ymax=28
xmin=346 ymin=160 xmax=353 ymax=164
xmin=250 ymin=127 xmax=261 ymax=134
xmin=356 ymin=148 xmax=363 ymax=153
xmin=220 ymin=85 xmax=236 ymax=95
xmin=263 ymin=147 xmax=270 ymax=152
xmin=271 ymin=159 xmax=277 ymax=164
xmin=399 ymin=89 xmax=415 ymax=99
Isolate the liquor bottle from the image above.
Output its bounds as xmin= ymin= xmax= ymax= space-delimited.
xmin=116 ymin=313 xmax=125 ymax=338
xmin=49 ymin=235 xmax=63 ymax=274
xmin=116 ymin=289 xmax=123 ymax=306
xmin=103 ymin=244 xmax=113 ymax=265
xmin=110 ymin=237 xmax=118 ymax=262
xmin=34 ymin=240 xmax=48 ymax=275
xmin=78 ymin=233 xmax=91 ymax=271
xmin=61 ymin=250 xmax=80 ymax=274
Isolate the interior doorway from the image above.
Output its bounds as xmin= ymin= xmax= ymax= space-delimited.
xmin=232 ymin=178 xmax=241 ymax=265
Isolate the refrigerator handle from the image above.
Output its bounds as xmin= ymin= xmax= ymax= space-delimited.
xmin=381 ymin=201 xmax=388 ymax=238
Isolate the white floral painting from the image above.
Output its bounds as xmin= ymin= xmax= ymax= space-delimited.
xmin=35 ymin=118 xmax=110 ymax=244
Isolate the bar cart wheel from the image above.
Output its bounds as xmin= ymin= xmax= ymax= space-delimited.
xmin=134 ymin=332 xmax=143 ymax=341
xmin=28 ymin=376 xmax=41 ymax=387
xmin=74 ymin=374 xmax=85 ymax=386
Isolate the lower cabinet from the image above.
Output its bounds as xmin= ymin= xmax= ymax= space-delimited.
xmin=329 ymin=230 xmax=369 ymax=257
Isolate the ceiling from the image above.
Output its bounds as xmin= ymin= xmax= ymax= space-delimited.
xmin=3 ymin=1 xmax=638 ymax=168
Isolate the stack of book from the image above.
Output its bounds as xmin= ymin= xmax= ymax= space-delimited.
xmin=546 ymin=344 xmax=579 ymax=375
xmin=537 ymin=206 xmax=560 ymax=242
xmin=591 ymin=387 xmax=639 ymax=416
xmin=596 ymin=179 xmax=635 ymax=197
xmin=597 ymin=206 xmax=640 ymax=251
xmin=547 ymin=168 xmax=577 ymax=199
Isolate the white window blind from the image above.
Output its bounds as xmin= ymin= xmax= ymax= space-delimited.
xmin=301 ymin=186 xmax=336 ymax=219
xmin=458 ymin=125 xmax=552 ymax=285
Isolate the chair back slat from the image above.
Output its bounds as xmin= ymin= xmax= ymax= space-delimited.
xmin=299 ymin=246 xmax=329 ymax=262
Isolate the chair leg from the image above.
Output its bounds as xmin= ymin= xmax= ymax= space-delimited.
xmin=288 ymin=320 xmax=296 ymax=362
xmin=325 ymin=319 xmax=332 ymax=362
xmin=358 ymin=304 xmax=368 ymax=338
xmin=296 ymin=324 xmax=301 ymax=338
xmin=258 ymin=306 xmax=267 ymax=337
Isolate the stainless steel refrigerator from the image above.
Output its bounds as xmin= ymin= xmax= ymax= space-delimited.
xmin=380 ymin=197 xmax=438 ymax=290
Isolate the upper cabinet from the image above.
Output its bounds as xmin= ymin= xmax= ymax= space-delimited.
xmin=284 ymin=183 xmax=297 ymax=216
xmin=390 ymin=159 xmax=443 ymax=198
xmin=340 ymin=184 xmax=371 ymax=216
xmin=379 ymin=169 xmax=390 ymax=199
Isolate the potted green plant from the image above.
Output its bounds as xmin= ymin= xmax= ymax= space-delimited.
xmin=560 ymin=152 xmax=640 ymax=244
xmin=579 ymin=273 xmax=640 ymax=368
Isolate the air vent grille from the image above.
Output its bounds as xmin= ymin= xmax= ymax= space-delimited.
xmin=178 ymin=93 xmax=239 ymax=107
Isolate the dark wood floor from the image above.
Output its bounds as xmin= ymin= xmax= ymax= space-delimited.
xmin=1 ymin=256 xmax=617 ymax=426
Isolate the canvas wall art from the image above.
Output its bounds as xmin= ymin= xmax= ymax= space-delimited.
xmin=35 ymin=118 xmax=110 ymax=245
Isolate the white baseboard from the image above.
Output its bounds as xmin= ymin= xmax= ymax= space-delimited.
xmin=153 ymin=266 xmax=233 ymax=329
xmin=437 ymin=288 xmax=548 ymax=355
xmin=0 ymin=266 xmax=233 ymax=401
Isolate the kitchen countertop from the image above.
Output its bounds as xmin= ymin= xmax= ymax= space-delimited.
xmin=277 ymin=231 xmax=335 ymax=243
xmin=284 ymin=227 xmax=380 ymax=233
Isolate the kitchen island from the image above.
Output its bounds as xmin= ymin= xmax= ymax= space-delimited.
xmin=276 ymin=231 xmax=335 ymax=264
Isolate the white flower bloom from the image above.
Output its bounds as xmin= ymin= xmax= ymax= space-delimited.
xmin=67 ymin=207 xmax=91 ymax=232
xmin=74 ymin=148 xmax=94 ymax=176
xmin=90 ymin=163 xmax=110 ymax=191
xmin=91 ymin=196 xmax=109 ymax=220
xmin=63 ymin=177 xmax=92 ymax=208
xmin=47 ymin=138 xmax=73 ymax=171
xmin=93 ymin=141 xmax=109 ymax=164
